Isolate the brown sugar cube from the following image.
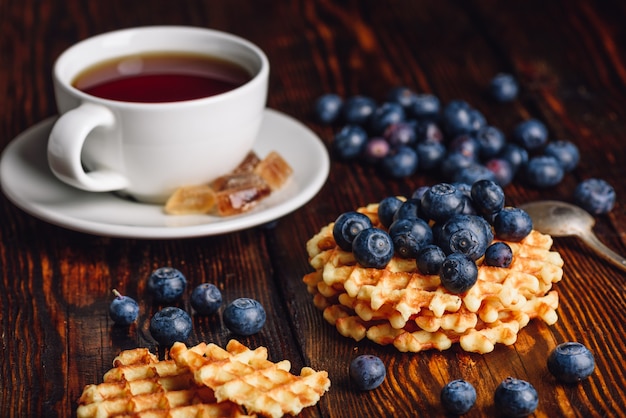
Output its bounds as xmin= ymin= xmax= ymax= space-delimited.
xmin=232 ymin=151 xmax=262 ymax=174
xmin=253 ymin=151 xmax=293 ymax=190
xmin=164 ymin=184 xmax=217 ymax=215
xmin=214 ymin=173 xmax=271 ymax=216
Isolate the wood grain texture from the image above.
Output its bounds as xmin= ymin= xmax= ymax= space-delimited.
xmin=1 ymin=0 xmax=626 ymax=416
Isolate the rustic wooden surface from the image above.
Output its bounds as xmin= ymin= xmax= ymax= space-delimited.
xmin=1 ymin=1 xmax=626 ymax=417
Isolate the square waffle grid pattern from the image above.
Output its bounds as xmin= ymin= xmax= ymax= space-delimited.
xmin=303 ymin=203 xmax=564 ymax=354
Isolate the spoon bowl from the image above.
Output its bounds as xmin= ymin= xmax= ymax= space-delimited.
xmin=519 ymin=200 xmax=626 ymax=272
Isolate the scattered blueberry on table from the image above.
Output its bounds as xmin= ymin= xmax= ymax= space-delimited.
xmin=148 ymin=267 xmax=187 ymax=304
xmin=190 ymin=283 xmax=223 ymax=316
xmin=440 ymin=379 xmax=477 ymax=415
xmin=349 ymin=354 xmax=387 ymax=391
xmin=489 ymin=73 xmax=519 ymax=103
xmin=547 ymin=341 xmax=595 ymax=383
xmin=574 ymin=178 xmax=616 ymax=215
xmin=223 ymin=297 xmax=267 ymax=336
xmin=149 ymin=306 xmax=193 ymax=347
xmin=494 ymin=377 xmax=539 ymax=417
xmin=109 ymin=289 xmax=139 ymax=326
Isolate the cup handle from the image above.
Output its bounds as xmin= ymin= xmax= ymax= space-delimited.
xmin=47 ymin=103 xmax=129 ymax=192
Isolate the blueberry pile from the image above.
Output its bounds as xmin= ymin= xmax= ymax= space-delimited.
xmin=315 ymin=80 xmax=615 ymax=209
xmin=108 ymin=266 xmax=267 ymax=347
xmin=333 ymin=180 xmax=532 ymax=294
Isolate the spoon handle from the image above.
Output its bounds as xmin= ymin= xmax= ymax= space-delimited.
xmin=578 ymin=230 xmax=626 ymax=272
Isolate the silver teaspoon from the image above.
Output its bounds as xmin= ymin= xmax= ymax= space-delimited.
xmin=519 ymin=200 xmax=626 ymax=272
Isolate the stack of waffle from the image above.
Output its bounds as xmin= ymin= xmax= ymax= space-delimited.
xmin=303 ymin=202 xmax=564 ymax=354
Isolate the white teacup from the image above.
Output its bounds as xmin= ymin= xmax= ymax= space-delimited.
xmin=47 ymin=26 xmax=269 ymax=203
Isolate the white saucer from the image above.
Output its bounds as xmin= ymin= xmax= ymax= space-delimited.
xmin=0 ymin=109 xmax=329 ymax=239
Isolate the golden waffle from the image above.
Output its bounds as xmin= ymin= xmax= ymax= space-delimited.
xmin=77 ymin=347 xmax=254 ymax=418
xmin=170 ymin=340 xmax=331 ymax=418
xmin=303 ymin=202 xmax=564 ymax=353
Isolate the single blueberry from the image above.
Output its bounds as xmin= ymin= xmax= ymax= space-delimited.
xmin=380 ymin=145 xmax=419 ymax=178
xmin=476 ymin=125 xmax=506 ymax=159
xmin=416 ymin=244 xmax=446 ymax=275
xmin=377 ymin=196 xmax=404 ymax=228
xmin=342 ymin=95 xmax=377 ymax=125
xmin=484 ymin=242 xmax=513 ymax=267
xmin=494 ymin=377 xmax=539 ymax=417
xmin=437 ymin=214 xmax=493 ymax=260
xmin=544 ymin=140 xmax=580 ymax=172
xmin=416 ymin=140 xmax=447 ymax=171
xmin=448 ymin=134 xmax=481 ymax=161
xmin=370 ymin=102 xmax=406 ymax=135
xmin=386 ymin=86 xmax=416 ymax=110
xmin=223 ymin=298 xmax=266 ymax=336
xmin=411 ymin=94 xmax=441 ymax=120
xmin=332 ymin=125 xmax=368 ymax=160
xmin=453 ymin=163 xmax=497 ymax=185
xmin=513 ymin=118 xmax=548 ymax=150
xmin=414 ymin=119 xmax=444 ymax=143
xmin=411 ymin=185 xmax=431 ymax=200
xmin=420 ymin=183 xmax=465 ymax=222
xmin=442 ymin=100 xmax=474 ymax=137
xmin=148 ymin=267 xmax=187 ymax=304
xmin=439 ymin=252 xmax=478 ymax=294
xmin=494 ymin=207 xmax=533 ymax=242
xmin=471 ymin=179 xmax=505 ymax=217
xmin=440 ymin=153 xmax=474 ymax=181
xmin=388 ymin=217 xmax=433 ymax=258
xmin=109 ymin=289 xmax=139 ymax=326
xmin=190 ymin=283 xmax=222 ymax=316
xmin=349 ymin=354 xmax=386 ymax=391
xmin=490 ymin=73 xmax=519 ymax=102
xmin=332 ymin=211 xmax=373 ymax=251
xmin=352 ymin=228 xmax=394 ymax=269
xmin=314 ymin=93 xmax=343 ymax=124
xmin=393 ymin=198 xmax=422 ymax=222
xmin=499 ymin=143 xmax=529 ymax=174
xmin=547 ymin=342 xmax=595 ymax=383
xmin=485 ymin=158 xmax=515 ymax=187
xmin=149 ymin=306 xmax=193 ymax=347
xmin=574 ymin=178 xmax=616 ymax=215
xmin=524 ymin=155 xmax=564 ymax=188
xmin=440 ymin=379 xmax=477 ymax=415
xmin=384 ymin=122 xmax=416 ymax=147
xmin=362 ymin=137 xmax=390 ymax=164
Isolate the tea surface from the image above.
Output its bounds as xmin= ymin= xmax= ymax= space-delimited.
xmin=72 ymin=52 xmax=251 ymax=103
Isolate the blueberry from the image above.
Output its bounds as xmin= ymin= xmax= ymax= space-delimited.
xmin=393 ymin=198 xmax=421 ymax=222
xmin=190 ymin=283 xmax=222 ymax=316
xmin=362 ymin=137 xmax=390 ymax=164
xmin=314 ymin=93 xmax=343 ymax=124
xmin=349 ymin=354 xmax=386 ymax=391
xmin=386 ymin=86 xmax=416 ymax=110
xmin=471 ymin=179 xmax=505 ymax=218
xmin=439 ymin=252 xmax=478 ymax=293
xmin=411 ymin=94 xmax=440 ymax=120
xmin=332 ymin=211 xmax=373 ymax=251
xmin=380 ymin=145 xmax=419 ymax=178
xmin=547 ymin=342 xmax=595 ymax=383
xmin=453 ymin=163 xmax=497 ymax=185
xmin=332 ymin=125 xmax=368 ymax=160
xmin=420 ymin=183 xmax=465 ymax=222
xmin=223 ymin=298 xmax=266 ymax=336
xmin=352 ymin=228 xmax=394 ymax=269
xmin=476 ymin=125 xmax=506 ymax=159
xmin=148 ymin=267 xmax=187 ymax=304
xmin=494 ymin=207 xmax=533 ymax=242
xmin=109 ymin=289 xmax=139 ymax=326
xmin=440 ymin=379 xmax=477 ymax=415
xmin=443 ymin=100 xmax=474 ymax=137
xmin=416 ymin=244 xmax=446 ymax=275
xmin=388 ymin=217 xmax=433 ymax=258
xmin=499 ymin=143 xmax=529 ymax=174
xmin=494 ymin=377 xmax=538 ymax=417
xmin=342 ymin=95 xmax=377 ymax=125
xmin=440 ymin=153 xmax=474 ymax=181
xmin=513 ymin=119 xmax=548 ymax=151
xmin=377 ymin=196 xmax=404 ymax=228
xmin=384 ymin=122 xmax=416 ymax=147
xmin=485 ymin=158 xmax=515 ymax=187
xmin=544 ymin=140 xmax=580 ymax=172
xmin=484 ymin=242 xmax=513 ymax=267
xmin=370 ymin=102 xmax=405 ymax=135
xmin=574 ymin=178 xmax=616 ymax=215
xmin=416 ymin=140 xmax=447 ymax=171
xmin=149 ymin=306 xmax=193 ymax=347
xmin=490 ymin=73 xmax=519 ymax=102
xmin=448 ymin=134 xmax=481 ymax=161
xmin=411 ymin=185 xmax=430 ymax=200
xmin=414 ymin=119 xmax=444 ymax=143
xmin=437 ymin=214 xmax=493 ymax=260
xmin=524 ymin=155 xmax=564 ymax=188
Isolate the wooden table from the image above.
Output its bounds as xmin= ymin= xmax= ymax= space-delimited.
xmin=2 ymin=1 xmax=625 ymax=416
